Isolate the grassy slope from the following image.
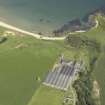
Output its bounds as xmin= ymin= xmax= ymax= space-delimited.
xmin=88 ymin=15 xmax=105 ymax=105
xmin=28 ymin=85 xmax=64 ymax=105
xmin=76 ymin=14 xmax=105 ymax=105
xmin=1 ymin=14 xmax=105 ymax=105
xmin=79 ymin=15 xmax=105 ymax=45
xmin=93 ymin=53 xmax=105 ymax=105
xmin=0 ymin=34 xmax=68 ymax=105
xmin=92 ymin=16 xmax=105 ymax=105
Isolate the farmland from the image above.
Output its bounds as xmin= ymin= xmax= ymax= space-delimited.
xmin=0 ymin=33 xmax=69 ymax=105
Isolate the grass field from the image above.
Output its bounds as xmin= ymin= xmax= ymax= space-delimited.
xmin=1 ymin=14 xmax=105 ymax=105
xmin=27 ymin=85 xmax=64 ymax=105
xmin=0 ymin=33 xmax=70 ymax=105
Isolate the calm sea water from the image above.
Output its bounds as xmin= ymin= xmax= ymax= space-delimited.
xmin=0 ymin=0 xmax=105 ymax=34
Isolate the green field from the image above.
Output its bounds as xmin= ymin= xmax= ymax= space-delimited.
xmin=0 ymin=33 xmax=70 ymax=105
xmin=28 ymin=85 xmax=64 ymax=105
xmin=1 ymin=14 xmax=105 ymax=105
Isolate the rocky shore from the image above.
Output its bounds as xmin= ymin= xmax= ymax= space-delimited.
xmin=52 ymin=5 xmax=105 ymax=37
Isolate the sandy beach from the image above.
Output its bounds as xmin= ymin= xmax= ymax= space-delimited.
xmin=0 ymin=18 xmax=99 ymax=41
xmin=0 ymin=21 xmax=65 ymax=40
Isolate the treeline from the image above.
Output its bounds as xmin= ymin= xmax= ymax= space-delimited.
xmin=66 ymin=34 xmax=101 ymax=105
xmin=66 ymin=34 xmax=101 ymax=68
xmin=66 ymin=34 xmax=100 ymax=52
xmin=73 ymin=71 xmax=95 ymax=105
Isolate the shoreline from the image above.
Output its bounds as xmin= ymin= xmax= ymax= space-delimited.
xmin=0 ymin=21 xmax=65 ymax=40
xmin=0 ymin=17 xmax=99 ymax=40
xmin=69 ymin=19 xmax=99 ymax=35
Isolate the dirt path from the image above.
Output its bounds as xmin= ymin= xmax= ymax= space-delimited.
xmin=0 ymin=21 xmax=65 ymax=40
xmin=0 ymin=19 xmax=99 ymax=40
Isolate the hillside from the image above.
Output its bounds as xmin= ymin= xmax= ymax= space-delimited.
xmin=0 ymin=13 xmax=105 ymax=105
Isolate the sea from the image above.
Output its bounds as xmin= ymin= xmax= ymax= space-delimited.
xmin=0 ymin=0 xmax=105 ymax=35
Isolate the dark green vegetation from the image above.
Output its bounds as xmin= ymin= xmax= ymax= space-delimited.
xmin=73 ymin=72 xmax=94 ymax=105
xmin=66 ymin=33 xmax=100 ymax=105
xmin=0 ymin=36 xmax=7 ymax=43
xmin=67 ymin=14 xmax=105 ymax=105
xmin=82 ymin=14 xmax=105 ymax=105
